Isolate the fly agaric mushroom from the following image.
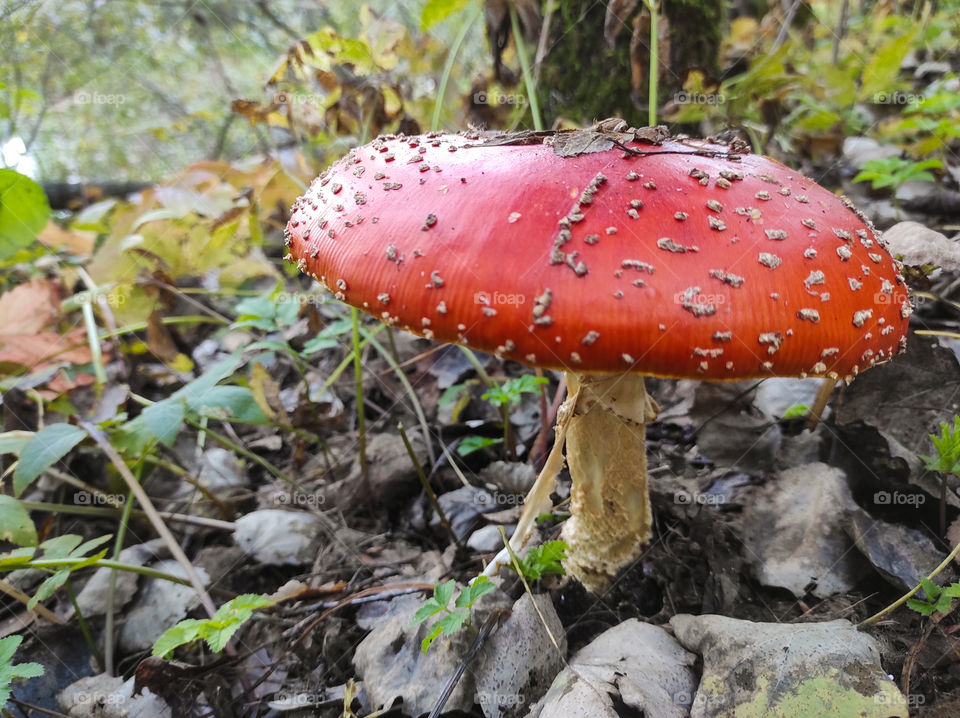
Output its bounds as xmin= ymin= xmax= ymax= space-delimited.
xmin=285 ymin=120 xmax=910 ymax=590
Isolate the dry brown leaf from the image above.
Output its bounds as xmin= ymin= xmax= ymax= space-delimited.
xmin=0 ymin=278 xmax=62 ymax=334
xmin=37 ymin=221 xmax=96 ymax=255
xmin=145 ymin=310 xmax=179 ymax=362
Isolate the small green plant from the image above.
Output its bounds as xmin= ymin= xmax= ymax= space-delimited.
xmin=906 ymin=578 xmax=960 ymax=617
xmin=853 ymin=156 xmax=942 ymax=191
xmin=781 ymin=404 xmax=810 ymax=420
xmin=152 ymin=594 xmax=274 ymax=658
xmin=411 ymin=576 xmax=496 ymax=652
xmin=0 ymin=635 xmax=44 ymax=707
xmin=481 ymin=374 xmax=549 ymax=408
xmin=505 ymin=540 xmax=567 ymax=582
xmin=919 ymin=417 xmax=960 ymax=476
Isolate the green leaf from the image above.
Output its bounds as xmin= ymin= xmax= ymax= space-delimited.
xmin=13 ymin=424 xmax=87 ymax=496
xmin=455 ymin=576 xmax=495 ymax=608
xmin=433 ymin=579 xmax=456 ymax=607
xmin=187 ymin=386 xmax=269 ymax=423
xmin=0 ymin=635 xmax=45 ymax=707
xmin=420 ymin=0 xmax=471 ymax=30
xmin=0 ymin=430 xmax=32 ymax=455
xmin=781 ymin=404 xmax=810 ymax=420
xmin=152 ymin=594 xmax=273 ymax=657
xmin=456 ymin=435 xmax=502 ymax=456
xmin=0 ymin=547 xmax=36 ymax=569
xmin=420 ymin=622 xmax=445 ymax=653
xmin=436 ymin=607 xmax=470 ymax=636
xmin=0 ymin=169 xmax=50 ymax=260
xmin=412 ymin=598 xmax=444 ymax=626
xmin=28 ymin=570 xmax=70 ymax=609
xmin=141 ymin=399 xmax=186 ymax=448
xmin=906 ymin=598 xmax=935 ymax=616
xmin=0 ymin=495 xmax=37 ymax=546
xmin=512 ymin=540 xmax=568 ymax=581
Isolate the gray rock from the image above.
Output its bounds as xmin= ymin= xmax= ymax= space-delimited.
xmin=842 ymin=137 xmax=901 ymax=168
xmin=117 ymin=559 xmax=209 ymax=653
xmin=740 ymin=462 xmax=866 ymax=598
xmin=530 ymin=620 xmax=696 ymax=718
xmin=881 ymin=221 xmax=960 ymax=270
xmin=474 ymin=593 xmax=566 ymax=718
xmin=233 ymin=509 xmax=323 ymax=565
xmin=670 ymin=614 xmax=908 ymax=717
xmin=72 ymin=539 xmax=166 ymax=618
xmin=353 ymin=590 xmax=513 ymax=715
xmin=58 ymin=673 xmax=170 ymax=718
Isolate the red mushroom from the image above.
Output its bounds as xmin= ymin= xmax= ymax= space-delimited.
xmin=285 ymin=120 xmax=910 ymax=590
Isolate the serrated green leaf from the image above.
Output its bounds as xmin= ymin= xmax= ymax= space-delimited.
xmin=421 ymin=621 xmax=444 ymax=653
xmin=152 ymin=618 xmax=206 ymax=658
xmin=906 ymin=598 xmax=935 ymax=616
xmin=412 ymin=599 xmax=444 ymax=626
xmin=433 ymin=579 xmax=456 ymax=607
xmin=455 ymin=576 xmax=495 ymax=608
xmin=0 ymin=169 xmax=50 ymax=260
xmin=436 ymin=608 xmax=470 ymax=636
xmin=0 ymin=635 xmax=44 ymax=707
xmin=0 ymin=495 xmax=37 ymax=546
xmin=13 ymin=424 xmax=87 ymax=496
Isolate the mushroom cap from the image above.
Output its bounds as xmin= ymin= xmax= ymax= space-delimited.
xmin=286 ymin=127 xmax=910 ymax=380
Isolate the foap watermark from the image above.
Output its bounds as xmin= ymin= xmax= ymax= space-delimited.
xmin=72 ymin=289 xmax=127 ymax=308
xmin=674 ymin=90 xmax=725 ymax=106
xmin=75 ymin=491 xmax=125 ymax=506
xmin=673 ymin=290 xmax=725 ymax=309
xmin=674 ymin=490 xmax=727 ymax=506
xmin=473 ymin=91 xmax=526 ymax=106
xmin=474 ymin=290 xmax=525 ymax=307
xmin=873 ymin=90 xmax=924 ymax=105
xmin=275 ymin=492 xmax=326 ymax=507
xmin=272 ymin=91 xmax=323 ymax=107
xmin=475 ymin=491 xmax=525 ymax=508
xmin=874 ymin=490 xmax=925 ymax=507
xmin=73 ymin=90 xmax=126 ymax=106
xmin=874 ymin=692 xmax=925 ymax=708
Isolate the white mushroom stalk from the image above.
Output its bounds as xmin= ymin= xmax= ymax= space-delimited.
xmin=484 ymin=372 xmax=658 ymax=591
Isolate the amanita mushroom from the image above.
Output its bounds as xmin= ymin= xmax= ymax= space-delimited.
xmin=285 ymin=120 xmax=911 ymax=590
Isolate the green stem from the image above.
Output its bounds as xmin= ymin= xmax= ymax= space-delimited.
xmin=105 ymin=486 xmax=136 ymax=675
xmin=431 ymin=3 xmax=481 ymax=131
xmin=509 ymin=3 xmax=543 ymax=130
xmin=66 ymin=579 xmax=104 ymax=670
xmin=352 ymin=307 xmax=368 ymax=484
xmin=360 ymin=327 xmax=436 ymax=466
xmin=399 ymin=422 xmax=461 ymax=549
xmin=644 ymin=0 xmax=659 ymax=126
xmin=860 ymin=538 xmax=960 ymax=627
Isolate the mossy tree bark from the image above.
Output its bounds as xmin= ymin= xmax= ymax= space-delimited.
xmin=535 ymin=0 xmax=723 ymax=127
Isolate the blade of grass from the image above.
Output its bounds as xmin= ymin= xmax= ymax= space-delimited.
xmin=399 ymin=422 xmax=461 ymax=550
xmin=509 ymin=2 xmax=543 ymax=130
xmin=643 ymin=0 xmax=659 ymax=126
xmin=359 ymin=327 xmax=436 ymax=466
xmin=430 ymin=3 xmax=482 ymax=131
xmin=352 ymin=307 xmax=368 ymax=485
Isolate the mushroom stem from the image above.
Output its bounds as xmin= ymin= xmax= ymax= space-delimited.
xmin=482 ymin=371 xmax=658 ymax=591
xmin=562 ymin=372 xmax=659 ymax=590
